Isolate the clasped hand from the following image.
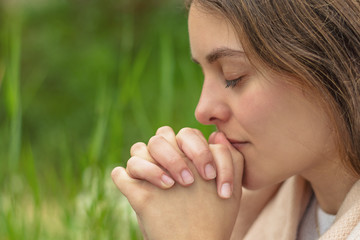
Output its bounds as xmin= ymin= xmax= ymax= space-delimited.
xmin=112 ymin=126 xmax=244 ymax=240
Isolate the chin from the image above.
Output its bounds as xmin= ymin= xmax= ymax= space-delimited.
xmin=241 ymin=169 xmax=281 ymax=191
xmin=242 ymin=169 xmax=290 ymax=192
xmin=242 ymin=180 xmax=264 ymax=190
xmin=241 ymin=171 xmax=264 ymax=190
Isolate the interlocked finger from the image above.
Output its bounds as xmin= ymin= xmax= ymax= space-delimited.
xmin=209 ymin=131 xmax=244 ymax=199
xmin=130 ymin=142 xmax=156 ymax=164
xmin=148 ymin=135 xmax=195 ymax=186
xmin=209 ymin=143 xmax=234 ymax=199
xmin=176 ymin=128 xmax=217 ymax=180
xmin=156 ymin=126 xmax=181 ymax=153
xmin=126 ymin=156 xmax=175 ymax=189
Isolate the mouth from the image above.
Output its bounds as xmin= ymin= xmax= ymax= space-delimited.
xmin=227 ymin=138 xmax=249 ymax=151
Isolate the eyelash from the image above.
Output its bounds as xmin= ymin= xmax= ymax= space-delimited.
xmin=225 ymin=77 xmax=243 ymax=88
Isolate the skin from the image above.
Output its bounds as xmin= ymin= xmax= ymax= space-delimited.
xmin=112 ymin=3 xmax=358 ymax=239
xmin=113 ymin=131 xmax=244 ymax=240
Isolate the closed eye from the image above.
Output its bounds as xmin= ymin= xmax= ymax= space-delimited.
xmin=225 ymin=77 xmax=243 ymax=88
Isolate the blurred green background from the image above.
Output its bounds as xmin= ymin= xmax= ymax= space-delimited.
xmin=0 ymin=0 xmax=213 ymax=239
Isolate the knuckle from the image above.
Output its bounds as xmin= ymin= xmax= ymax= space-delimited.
xmin=126 ymin=157 xmax=140 ymax=173
xmin=193 ymin=148 xmax=212 ymax=162
xmin=212 ymin=143 xmax=228 ymax=152
xmin=111 ymin=167 xmax=120 ymax=180
xmin=165 ymin=155 xmax=186 ymax=169
xmin=130 ymin=142 xmax=146 ymax=155
xmin=192 ymin=128 xmax=203 ymax=136
xmin=126 ymin=156 xmax=136 ymax=167
xmin=216 ymin=164 xmax=234 ymax=181
xmin=166 ymin=155 xmax=180 ymax=165
xmin=111 ymin=167 xmax=127 ymax=188
xmin=176 ymin=128 xmax=196 ymax=146
xmin=156 ymin=126 xmax=173 ymax=135
xmin=221 ymin=175 xmax=234 ymax=184
xmin=221 ymin=173 xmax=234 ymax=183
xmin=177 ymin=127 xmax=193 ymax=136
xmin=220 ymin=165 xmax=233 ymax=175
xmin=148 ymin=135 xmax=163 ymax=146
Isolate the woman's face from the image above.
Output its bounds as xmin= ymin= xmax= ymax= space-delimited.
xmin=189 ymin=4 xmax=338 ymax=189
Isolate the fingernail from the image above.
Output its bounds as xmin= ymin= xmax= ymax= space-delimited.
xmin=205 ymin=163 xmax=216 ymax=179
xmin=161 ymin=174 xmax=175 ymax=188
xmin=220 ymin=183 xmax=232 ymax=198
xmin=181 ymin=169 xmax=194 ymax=185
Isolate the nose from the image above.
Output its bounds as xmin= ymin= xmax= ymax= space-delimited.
xmin=195 ymin=80 xmax=231 ymax=125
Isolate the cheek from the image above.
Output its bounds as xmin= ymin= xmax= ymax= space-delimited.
xmin=233 ymin=87 xmax=276 ymax=136
xmin=233 ymin=81 xmax=317 ymax=144
xmin=234 ymin=83 xmax=336 ymax=189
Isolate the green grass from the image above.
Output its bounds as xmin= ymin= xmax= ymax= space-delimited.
xmin=0 ymin=0 xmax=214 ymax=239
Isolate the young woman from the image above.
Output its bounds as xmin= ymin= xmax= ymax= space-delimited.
xmin=112 ymin=0 xmax=360 ymax=239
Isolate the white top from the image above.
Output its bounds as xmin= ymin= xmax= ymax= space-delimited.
xmin=317 ymin=204 xmax=336 ymax=235
xmin=347 ymin=221 xmax=360 ymax=240
xmin=297 ymin=195 xmax=336 ymax=240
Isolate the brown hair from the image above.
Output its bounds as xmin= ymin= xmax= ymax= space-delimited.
xmin=186 ymin=0 xmax=360 ymax=176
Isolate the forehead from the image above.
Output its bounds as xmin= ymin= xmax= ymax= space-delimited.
xmin=188 ymin=4 xmax=244 ymax=60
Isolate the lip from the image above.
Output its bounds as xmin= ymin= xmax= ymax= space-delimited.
xmin=227 ymin=138 xmax=248 ymax=144
xmin=230 ymin=142 xmax=249 ymax=151
xmin=227 ymin=138 xmax=249 ymax=151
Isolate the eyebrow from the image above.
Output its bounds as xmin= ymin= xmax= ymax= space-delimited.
xmin=191 ymin=47 xmax=245 ymax=64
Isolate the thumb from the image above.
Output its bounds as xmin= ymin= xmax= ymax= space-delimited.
xmin=209 ymin=131 xmax=232 ymax=148
xmin=210 ymin=132 xmax=243 ymax=161
xmin=111 ymin=167 xmax=149 ymax=210
xmin=210 ymin=132 xmax=244 ymax=193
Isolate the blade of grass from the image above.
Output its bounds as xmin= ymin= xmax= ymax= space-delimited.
xmin=89 ymin=76 xmax=112 ymax=165
xmin=106 ymin=12 xmax=134 ymax=165
xmin=4 ymin=6 xmax=22 ymax=171
xmin=0 ymin=63 xmax=5 ymax=90
xmin=158 ymin=32 xmax=174 ymax=124
xmin=110 ymin=42 xmax=152 ymax=165
xmin=127 ymin=44 xmax=153 ymax=139
xmin=117 ymin=12 xmax=135 ymax=108
xmin=22 ymin=141 xmax=40 ymax=206
xmin=131 ymin=89 xmax=153 ymax=139
xmin=119 ymin=44 xmax=152 ymax=108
